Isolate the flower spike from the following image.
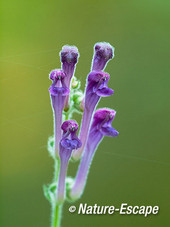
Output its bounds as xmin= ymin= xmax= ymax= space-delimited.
xmin=70 ymin=108 xmax=119 ymax=200
xmin=49 ymin=69 xmax=70 ymax=157
xmin=72 ymin=71 xmax=113 ymax=161
xmin=45 ymin=42 xmax=119 ymax=227
xmin=91 ymin=42 xmax=114 ymax=71
xmin=56 ymin=120 xmax=81 ymax=204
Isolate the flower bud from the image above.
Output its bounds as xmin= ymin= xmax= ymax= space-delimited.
xmin=91 ymin=42 xmax=114 ymax=71
xmin=60 ymin=45 xmax=79 ymax=88
xmin=60 ymin=45 xmax=79 ymax=111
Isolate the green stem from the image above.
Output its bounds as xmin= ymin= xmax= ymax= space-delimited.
xmin=51 ymin=158 xmax=63 ymax=227
xmin=64 ymin=108 xmax=72 ymax=121
xmin=51 ymin=203 xmax=63 ymax=227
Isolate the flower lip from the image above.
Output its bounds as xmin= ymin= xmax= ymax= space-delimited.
xmin=94 ymin=108 xmax=116 ymax=120
xmin=88 ymin=71 xmax=110 ymax=83
xmin=91 ymin=108 xmax=119 ymax=137
xmin=49 ymin=86 xmax=69 ymax=96
xmin=49 ymin=69 xmax=70 ymax=96
xmin=61 ymin=120 xmax=82 ymax=149
xmin=93 ymin=108 xmax=116 ymax=126
xmin=61 ymin=120 xmax=79 ymax=134
xmin=94 ymin=42 xmax=114 ymax=60
xmin=87 ymin=71 xmax=113 ymax=97
xmin=60 ymin=138 xmax=80 ymax=150
xmin=49 ymin=69 xmax=66 ymax=81
xmin=60 ymin=45 xmax=79 ymax=64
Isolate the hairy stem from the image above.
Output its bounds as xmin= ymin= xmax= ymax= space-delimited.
xmin=51 ymin=158 xmax=63 ymax=227
xmin=51 ymin=203 xmax=63 ymax=227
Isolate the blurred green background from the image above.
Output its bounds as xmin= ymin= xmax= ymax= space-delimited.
xmin=1 ymin=0 xmax=170 ymax=226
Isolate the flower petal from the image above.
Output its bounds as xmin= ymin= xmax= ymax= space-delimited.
xmin=61 ymin=138 xmax=81 ymax=150
xmin=96 ymin=87 xmax=113 ymax=97
xmin=101 ymin=126 xmax=119 ymax=137
xmin=49 ymin=86 xmax=69 ymax=96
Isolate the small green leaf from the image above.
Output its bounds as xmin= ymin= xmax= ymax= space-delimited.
xmin=65 ymin=177 xmax=75 ymax=202
xmin=72 ymin=90 xmax=84 ymax=113
xmin=47 ymin=136 xmax=54 ymax=157
xmin=43 ymin=182 xmax=57 ymax=203
xmin=43 ymin=185 xmax=52 ymax=203
xmin=71 ymin=76 xmax=81 ymax=89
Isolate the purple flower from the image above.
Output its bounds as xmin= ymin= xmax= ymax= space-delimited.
xmin=49 ymin=69 xmax=70 ymax=157
xmin=60 ymin=45 xmax=79 ymax=110
xmin=56 ymin=120 xmax=81 ymax=204
xmin=70 ymin=108 xmax=119 ymax=200
xmin=91 ymin=42 xmax=114 ymax=71
xmin=49 ymin=69 xmax=69 ymax=97
xmin=72 ymin=71 xmax=113 ymax=160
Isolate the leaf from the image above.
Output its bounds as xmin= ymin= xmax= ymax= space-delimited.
xmin=47 ymin=136 xmax=54 ymax=157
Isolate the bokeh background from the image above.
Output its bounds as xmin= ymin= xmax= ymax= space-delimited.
xmin=1 ymin=0 xmax=170 ymax=226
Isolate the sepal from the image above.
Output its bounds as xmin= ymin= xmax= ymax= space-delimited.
xmin=43 ymin=182 xmax=57 ymax=203
xmin=71 ymin=76 xmax=81 ymax=90
xmin=47 ymin=136 xmax=55 ymax=158
xmin=65 ymin=177 xmax=75 ymax=202
xmin=72 ymin=90 xmax=84 ymax=113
